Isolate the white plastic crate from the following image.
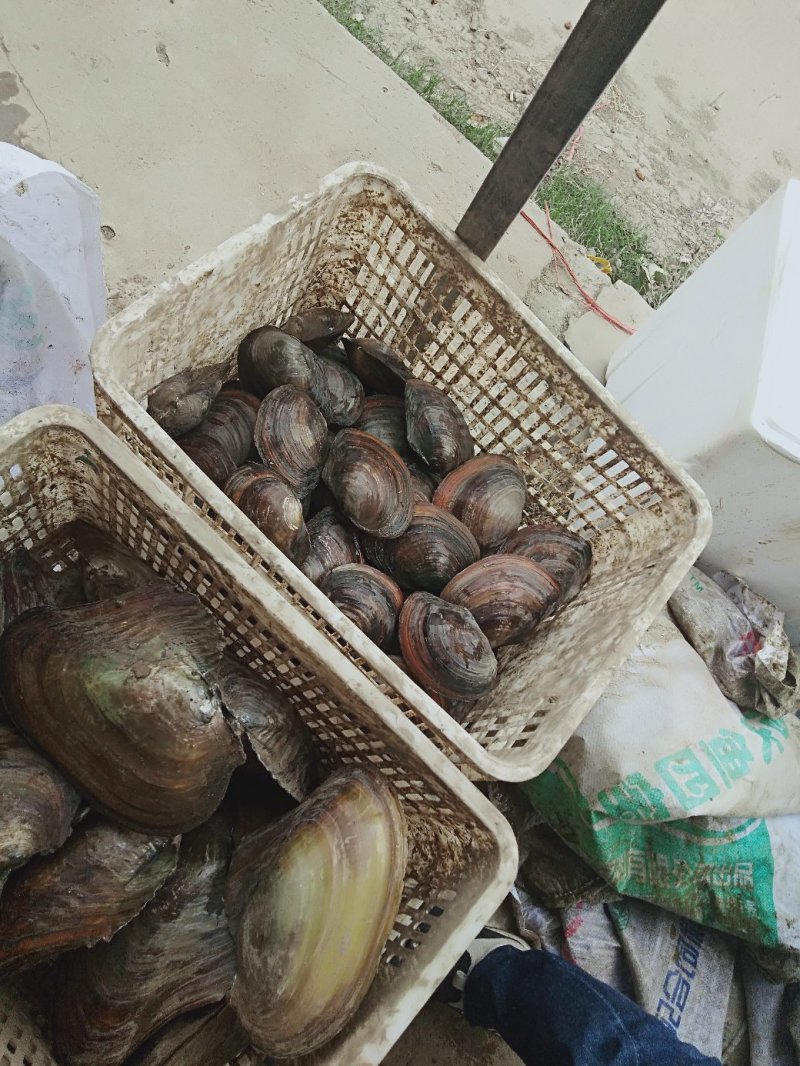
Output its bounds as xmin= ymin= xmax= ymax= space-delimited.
xmin=92 ymin=163 xmax=711 ymax=781
xmin=0 ymin=405 xmax=516 ymax=1066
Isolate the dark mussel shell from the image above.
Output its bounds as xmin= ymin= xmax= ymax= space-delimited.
xmin=309 ymin=351 xmax=365 ymax=427
xmin=398 ymin=592 xmax=497 ymax=702
xmin=407 ymin=462 xmax=439 ymax=503
xmin=218 ymin=655 xmax=318 ymax=801
xmin=365 ymin=503 xmax=479 ymax=593
xmin=127 ymin=1003 xmax=249 ymax=1066
xmin=500 ymin=524 xmax=593 ymax=606
xmin=441 ymin=555 xmax=560 ymax=649
xmin=322 ymin=428 xmax=414 ymax=538
xmin=301 ymin=506 xmax=363 ymax=585
xmin=0 ymin=588 xmax=243 ymax=835
xmin=147 ymin=362 xmax=227 ymax=438
xmin=52 ymin=818 xmax=236 ymax=1066
xmin=343 ymin=336 xmax=411 ymax=395
xmin=320 ymin=563 xmax=404 ymax=650
xmin=61 ymin=521 xmax=165 ymax=602
xmin=0 ymin=726 xmax=80 ymax=895
xmin=255 ymin=385 xmax=329 ymax=497
xmin=0 ymin=819 xmax=179 ymax=978
xmin=1 ymin=547 xmax=77 ymax=628
xmin=302 ymin=479 xmax=337 ymax=519
xmin=281 ymin=306 xmax=355 ymax=353
xmin=177 ymin=388 xmax=260 ymax=485
xmin=434 ymin=454 xmax=527 ymax=550
xmin=178 ymin=435 xmax=236 ymax=486
xmin=354 ymin=394 xmax=413 ymax=460
xmin=405 ymin=380 xmax=473 ymax=475
xmin=223 ymin=464 xmax=309 ymax=564
xmin=237 ymin=326 xmax=317 ymax=397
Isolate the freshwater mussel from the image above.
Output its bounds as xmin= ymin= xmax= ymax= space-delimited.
xmin=224 ymin=463 xmax=309 ymax=564
xmin=309 ymin=351 xmax=365 ymax=427
xmin=0 ymin=587 xmax=244 ymax=835
xmin=226 ymin=766 xmax=407 ymax=1058
xmin=405 ymin=380 xmax=473 ymax=475
xmin=281 ymin=306 xmax=355 ymax=353
xmin=441 ymin=555 xmax=560 ymax=649
xmin=398 ymin=592 xmax=497 ymax=702
xmin=178 ymin=387 xmax=260 ymax=486
xmin=147 ymin=361 xmax=227 ymax=438
xmin=52 ymin=817 xmax=236 ymax=1066
xmin=301 ymin=506 xmax=363 ymax=585
xmin=501 ymin=524 xmax=593 ymax=606
xmin=322 ymin=428 xmax=414 ymax=538
xmin=355 ymin=394 xmax=413 ymax=460
xmin=127 ymin=1003 xmax=249 ymax=1066
xmin=364 ymin=502 xmax=479 ymax=593
xmin=0 ymin=818 xmax=179 ymax=978
xmin=237 ymin=326 xmax=317 ymax=397
xmin=320 ymin=563 xmax=404 ymax=650
xmin=434 ymin=454 xmax=527 ymax=550
xmin=255 ymin=384 xmax=329 ymax=497
xmin=343 ymin=336 xmax=410 ymax=395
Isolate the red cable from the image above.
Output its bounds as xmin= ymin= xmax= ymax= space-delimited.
xmin=519 ymin=208 xmax=636 ymax=335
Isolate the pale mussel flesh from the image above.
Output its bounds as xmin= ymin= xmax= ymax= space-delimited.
xmin=255 ymin=384 xmax=329 ymax=497
xmin=281 ymin=306 xmax=355 ymax=353
xmin=223 ymin=463 xmax=310 ymax=563
xmin=441 ymin=554 xmax=560 ymax=649
xmin=237 ymin=326 xmax=317 ymax=397
xmin=322 ymin=428 xmax=414 ymax=538
xmin=405 ymin=380 xmax=473 ymax=475
xmin=320 ymin=563 xmax=404 ymax=650
xmin=500 ymin=524 xmax=592 ymax=606
xmin=300 ymin=506 xmax=363 ymax=585
xmin=0 ymin=817 xmax=179 ymax=978
xmin=343 ymin=336 xmax=410 ymax=395
xmin=226 ymin=766 xmax=407 ymax=1058
xmin=0 ymin=587 xmax=243 ymax=835
xmin=147 ymin=362 xmax=227 ymax=438
xmin=309 ymin=351 xmax=365 ymax=427
xmin=365 ymin=502 xmax=479 ymax=593
xmin=354 ymin=394 xmax=413 ymax=459
xmin=52 ymin=817 xmax=236 ymax=1066
xmin=398 ymin=592 xmax=497 ymax=702
xmin=434 ymin=454 xmax=527 ymax=550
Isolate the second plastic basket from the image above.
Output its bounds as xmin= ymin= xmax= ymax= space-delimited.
xmin=93 ymin=163 xmax=711 ymax=781
xmin=0 ymin=405 xmax=516 ymax=1066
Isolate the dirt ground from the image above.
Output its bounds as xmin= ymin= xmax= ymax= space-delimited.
xmin=352 ymin=0 xmax=800 ymax=292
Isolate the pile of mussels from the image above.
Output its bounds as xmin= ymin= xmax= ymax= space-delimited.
xmin=148 ymin=308 xmax=592 ymax=717
xmin=0 ymin=528 xmax=407 ymax=1064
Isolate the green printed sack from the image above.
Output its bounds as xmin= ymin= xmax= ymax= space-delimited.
xmin=523 ymin=613 xmax=800 ymax=948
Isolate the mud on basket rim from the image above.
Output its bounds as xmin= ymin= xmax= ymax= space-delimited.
xmin=90 ymin=161 xmax=712 ymax=782
xmin=0 ymin=404 xmax=518 ymax=1066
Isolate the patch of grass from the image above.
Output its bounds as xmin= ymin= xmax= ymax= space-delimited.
xmin=535 ymin=164 xmax=651 ymax=293
xmin=321 ymin=0 xmax=511 ymax=158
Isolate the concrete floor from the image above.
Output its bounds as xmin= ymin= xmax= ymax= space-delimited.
xmin=0 ymin=1 xmax=538 ymax=1060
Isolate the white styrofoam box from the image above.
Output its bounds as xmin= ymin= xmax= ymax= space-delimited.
xmin=607 ymin=180 xmax=800 ymax=643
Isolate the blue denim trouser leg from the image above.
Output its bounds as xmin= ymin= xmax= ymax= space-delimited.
xmin=463 ymin=947 xmax=721 ymax=1065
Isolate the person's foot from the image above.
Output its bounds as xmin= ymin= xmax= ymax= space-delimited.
xmin=434 ymin=926 xmax=530 ymax=1011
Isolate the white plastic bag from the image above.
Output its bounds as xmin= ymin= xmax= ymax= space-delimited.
xmin=0 ymin=143 xmax=104 ymax=425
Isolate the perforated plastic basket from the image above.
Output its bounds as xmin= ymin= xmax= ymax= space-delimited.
xmin=0 ymin=406 xmax=516 ymax=1066
xmin=92 ymin=163 xmax=711 ymax=781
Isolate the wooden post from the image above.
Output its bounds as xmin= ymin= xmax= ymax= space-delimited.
xmin=456 ymin=0 xmax=668 ymax=260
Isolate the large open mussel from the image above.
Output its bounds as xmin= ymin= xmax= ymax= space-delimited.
xmin=398 ymin=592 xmax=497 ymax=702
xmin=218 ymin=655 xmax=318 ymax=801
xmin=147 ymin=362 xmax=227 ymax=438
xmin=405 ymin=380 xmax=473 ymax=475
xmin=0 ymin=818 xmax=179 ymax=978
xmin=226 ymin=766 xmax=407 ymax=1058
xmin=223 ymin=463 xmax=309 ymax=563
xmin=309 ymin=351 xmax=365 ymax=427
xmin=255 ymin=384 xmax=329 ymax=497
xmin=52 ymin=817 xmax=236 ymax=1066
xmin=0 ymin=726 xmax=80 ymax=895
xmin=0 ymin=587 xmax=243 ymax=834
xmin=281 ymin=307 xmax=355 ymax=353
xmin=301 ymin=506 xmax=363 ymax=585
xmin=365 ymin=502 xmax=479 ymax=593
xmin=441 ymin=555 xmax=560 ymax=649
xmin=434 ymin=454 xmax=527 ymax=550
xmin=320 ymin=563 xmax=404 ymax=649
xmin=237 ymin=326 xmax=317 ymax=396
xmin=500 ymin=524 xmax=593 ymax=606
xmin=127 ymin=1003 xmax=249 ymax=1066
xmin=355 ymin=394 xmax=413 ymax=460
xmin=343 ymin=336 xmax=410 ymax=395
xmin=322 ymin=428 xmax=414 ymax=538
